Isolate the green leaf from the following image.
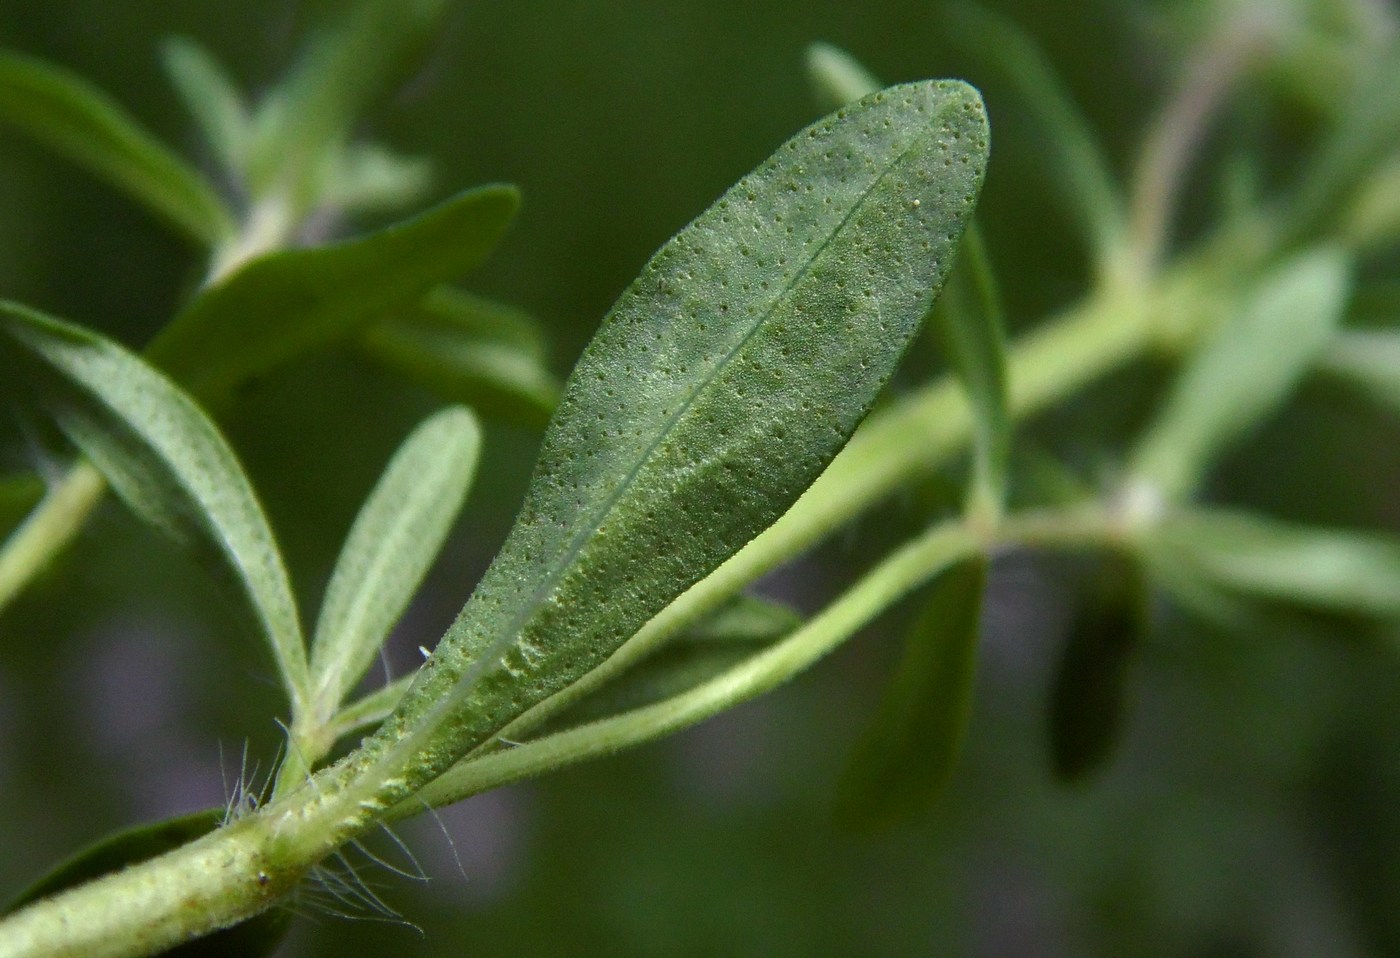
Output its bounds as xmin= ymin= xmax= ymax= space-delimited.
xmin=360 ymin=287 xmax=559 ymax=427
xmin=945 ymin=4 xmax=1126 ymax=263
xmin=935 ymin=222 xmax=1010 ymax=520
xmin=806 ymin=42 xmax=882 ymax=112
xmin=0 ymin=51 xmax=233 ymax=246
xmin=1287 ymin=47 xmax=1400 ymax=242
xmin=1049 ymin=555 xmax=1147 ymax=783
xmin=244 ymin=0 xmax=450 ymax=207
xmin=0 ymin=303 xmax=308 ymax=702
xmin=0 ymin=473 xmax=44 ymax=539
xmin=309 ymin=406 xmax=480 ymax=717
xmin=160 ymin=37 xmax=250 ymax=175
xmin=145 ymin=184 xmax=520 ymax=400
xmin=360 ymin=80 xmax=991 ymax=792
xmin=836 ymin=557 xmax=987 ymax=830
xmin=4 ymin=809 xmax=290 ymax=958
xmin=322 ymin=142 xmax=433 ymax=214
xmin=1144 ymin=507 xmax=1400 ymax=621
xmin=1320 ymin=329 xmax=1400 ymax=415
xmin=1129 ymin=246 xmax=1351 ymax=499
xmin=540 ymin=594 xmax=802 ymax=732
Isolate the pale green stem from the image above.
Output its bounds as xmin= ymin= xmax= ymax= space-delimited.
xmin=1124 ymin=19 xmax=1263 ymax=283
xmin=0 ymin=461 xmax=104 ymax=612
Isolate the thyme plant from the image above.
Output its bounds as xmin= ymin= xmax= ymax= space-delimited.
xmin=2 ymin=2 xmax=1400 ymax=955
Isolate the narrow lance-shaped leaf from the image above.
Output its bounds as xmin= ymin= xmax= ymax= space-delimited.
xmin=0 ymin=303 xmax=308 ymax=703
xmin=349 ymin=80 xmax=991 ymax=796
xmin=836 ymin=557 xmax=987 ymax=830
xmin=244 ymin=0 xmax=449 ymax=206
xmin=160 ymin=37 xmax=251 ymax=175
xmin=360 ymin=286 xmax=560 ymax=427
xmin=5 ymin=809 xmax=291 ymax=958
xmin=1145 ymin=507 xmax=1400 ymax=622
xmin=946 ymin=3 xmax=1126 ymax=265
xmin=308 ymin=406 xmax=481 ymax=718
xmin=1319 ymin=329 xmax=1400 ymax=416
xmin=145 ymin=184 xmax=520 ymax=400
xmin=1049 ymin=555 xmax=1148 ymax=783
xmin=936 ymin=222 xmax=1010 ymax=520
xmin=0 ymin=51 xmax=233 ymax=246
xmin=806 ymin=42 xmax=881 ymax=113
xmin=1128 ymin=246 xmax=1351 ymax=500
xmin=538 ymin=594 xmax=803 ymax=734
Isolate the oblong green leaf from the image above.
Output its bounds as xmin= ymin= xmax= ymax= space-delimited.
xmin=5 ymin=809 xmax=290 ymax=958
xmin=1144 ymin=507 xmax=1400 ymax=620
xmin=145 ymin=184 xmax=520 ymax=400
xmin=806 ymin=42 xmax=881 ymax=112
xmin=1049 ymin=555 xmax=1147 ymax=783
xmin=360 ymin=80 xmax=991 ymax=791
xmin=935 ymin=222 xmax=1010 ymax=519
xmin=0 ymin=51 xmax=233 ymax=245
xmin=836 ymin=557 xmax=987 ymax=830
xmin=1320 ymin=329 xmax=1400 ymax=415
xmin=1129 ymin=246 xmax=1351 ymax=499
xmin=946 ymin=3 xmax=1126 ymax=263
xmin=0 ymin=303 xmax=307 ymax=701
xmin=359 ymin=287 xmax=560 ymax=427
xmin=160 ymin=37 xmax=250 ymax=174
xmin=309 ymin=406 xmax=481 ymax=716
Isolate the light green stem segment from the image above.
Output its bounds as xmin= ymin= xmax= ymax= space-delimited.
xmin=0 ymin=461 xmax=104 ymax=612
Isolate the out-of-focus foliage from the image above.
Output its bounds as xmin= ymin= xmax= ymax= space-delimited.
xmin=2 ymin=1 xmax=1399 ymax=957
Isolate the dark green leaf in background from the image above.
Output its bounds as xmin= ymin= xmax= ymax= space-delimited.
xmin=1048 ymin=555 xmax=1148 ymax=783
xmin=0 ymin=51 xmax=234 ymax=246
xmin=360 ymin=286 xmax=559 ymax=427
xmin=145 ymin=185 xmax=520 ymax=400
xmin=360 ymin=80 xmax=991 ymax=791
xmin=0 ymin=473 xmax=44 ymax=540
xmin=836 ymin=557 xmax=987 ymax=830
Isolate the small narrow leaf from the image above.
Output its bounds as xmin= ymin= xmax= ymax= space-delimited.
xmin=321 ymin=142 xmax=433 ymax=214
xmin=360 ymin=287 xmax=559 ymax=427
xmin=806 ymin=42 xmax=882 ymax=112
xmin=1129 ymin=246 xmax=1351 ymax=499
xmin=836 ymin=557 xmax=987 ymax=830
xmin=539 ymin=594 xmax=802 ymax=733
xmin=145 ymin=184 xmax=519 ymax=399
xmin=309 ymin=406 xmax=480 ymax=716
xmin=160 ymin=37 xmax=250 ymax=174
xmin=936 ymin=222 xmax=1010 ymax=519
xmin=1287 ymin=48 xmax=1400 ymax=242
xmin=946 ymin=3 xmax=1126 ymax=262
xmin=1145 ymin=508 xmax=1400 ymax=620
xmin=1320 ymin=329 xmax=1400 ymax=415
xmin=359 ymin=81 xmax=991 ymax=793
xmin=5 ymin=809 xmax=291 ymax=958
xmin=0 ymin=303 xmax=308 ymax=701
xmin=0 ymin=51 xmax=233 ymax=245
xmin=1049 ymin=555 xmax=1147 ymax=782
xmin=244 ymin=0 xmax=449 ymax=206
xmin=331 ymin=674 xmax=414 ymax=743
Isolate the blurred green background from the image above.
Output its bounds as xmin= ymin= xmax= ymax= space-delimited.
xmin=2 ymin=1 xmax=1399 ymax=955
